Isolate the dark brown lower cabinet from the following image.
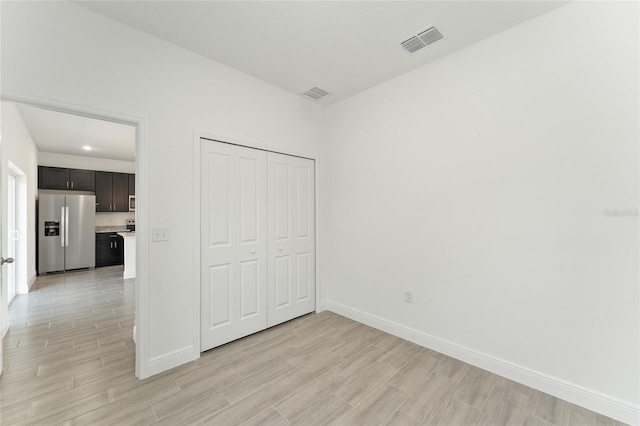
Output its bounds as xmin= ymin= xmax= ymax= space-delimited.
xmin=96 ymin=233 xmax=124 ymax=267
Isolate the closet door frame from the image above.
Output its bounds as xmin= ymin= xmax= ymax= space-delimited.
xmin=193 ymin=132 xmax=320 ymax=354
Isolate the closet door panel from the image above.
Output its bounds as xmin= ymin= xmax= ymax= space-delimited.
xmin=235 ymin=147 xmax=267 ymax=338
xmin=292 ymin=159 xmax=316 ymax=317
xmin=268 ymin=153 xmax=315 ymax=326
xmin=275 ymin=255 xmax=291 ymax=308
xmin=209 ymin=264 xmax=232 ymax=328
xmin=201 ymin=142 xmax=237 ymax=350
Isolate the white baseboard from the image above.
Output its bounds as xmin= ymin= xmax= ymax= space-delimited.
xmin=28 ymin=273 xmax=37 ymax=291
xmin=146 ymin=346 xmax=199 ymax=377
xmin=323 ymin=300 xmax=639 ymax=426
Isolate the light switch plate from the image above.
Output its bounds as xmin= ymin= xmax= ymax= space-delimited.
xmin=152 ymin=227 xmax=170 ymax=242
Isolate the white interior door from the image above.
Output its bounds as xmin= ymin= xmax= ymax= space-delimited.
xmin=267 ymin=152 xmax=315 ymax=327
xmin=200 ymin=140 xmax=267 ymax=351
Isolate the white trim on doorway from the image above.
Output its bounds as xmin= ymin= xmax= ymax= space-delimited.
xmin=192 ymin=129 xmax=322 ymax=358
xmin=0 ymin=89 xmax=151 ymax=379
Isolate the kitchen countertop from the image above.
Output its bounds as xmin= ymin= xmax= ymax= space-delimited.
xmin=96 ymin=226 xmax=131 ymax=233
xmin=117 ymin=232 xmax=135 ymax=238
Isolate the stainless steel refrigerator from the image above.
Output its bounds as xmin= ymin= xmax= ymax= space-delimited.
xmin=39 ymin=194 xmax=96 ymax=274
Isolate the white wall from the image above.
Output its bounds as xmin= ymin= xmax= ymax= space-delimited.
xmin=1 ymin=0 xmax=324 ymax=375
xmin=39 ymin=151 xmax=135 ymax=174
xmin=323 ymin=1 xmax=638 ymax=423
xmin=1 ymin=102 xmax=39 ymax=335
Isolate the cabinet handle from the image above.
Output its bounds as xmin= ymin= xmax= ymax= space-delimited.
xmin=115 ymin=242 xmax=117 ymax=249
xmin=71 ymin=181 xmax=74 ymax=189
xmin=110 ymin=242 xmax=113 ymax=249
xmin=66 ymin=181 xmax=69 ymax=188
xmin=251 ymin=249 xmax=256 ymax=254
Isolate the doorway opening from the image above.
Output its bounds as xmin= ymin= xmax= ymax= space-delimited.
xmin=0 ymin=98 xmax=146 ymax=378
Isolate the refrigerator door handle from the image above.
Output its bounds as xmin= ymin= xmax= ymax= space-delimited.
xmin=65 ymin=207 xmax=70 ymax=247
xmin=61 ymin=207 xmax=66 ymax=247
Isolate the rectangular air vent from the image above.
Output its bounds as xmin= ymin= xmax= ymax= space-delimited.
xmin=401 ymin=36 xmax=426 ymax=53
xmin=418 ymin=27 xmax=444 ymax=46
xmin=401 ymin=26 xmax=444 ymax=54
xmin=303 ymin=87 xmax=330 ymax=100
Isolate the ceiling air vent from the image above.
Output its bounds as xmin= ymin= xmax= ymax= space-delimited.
xmin=401 ymin=26 xmax=444 ymax=53
xmin=303 ymin=87 xmax=330 ymax=100
xmin=401 ymin=36 xmax=426 ymax=53
xmin=417 ymin=27 xmax=444 ymax=46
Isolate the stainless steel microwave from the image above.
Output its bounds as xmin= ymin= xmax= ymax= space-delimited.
xmin=128 ymin=195 xmax=135 ymax=212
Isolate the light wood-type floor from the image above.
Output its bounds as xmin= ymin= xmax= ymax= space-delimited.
xmin=1 ymin=267 xmax=626 ymax=425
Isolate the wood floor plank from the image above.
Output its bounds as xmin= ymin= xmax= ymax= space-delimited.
xmin=334 ymin=383 xmax=408 ymax=426
xmin=243 ymin=406 xmax=290 ymax=426
xmin=387 ymin=351 xmax=440 ymax=395
xmin=527 ymin=389 xmax=572 ymax=426
xmin=452 ymin=366 xmax=499 ymax=409
xmin=398 ymin=373 xmax=458 ymax=423
xmin=290 ymin=394 xmax=352 ymax=426
xmin=333 ymin=344 xmax=387 ymax=380
xmin=202 ymin=382 xmax=294 ymax=425
xmin=378 ymin=340 xmax=423 ymax=370
xmin=383 ymin=410 xmax=423 ymax=426
xmin=335 ymin=361 xmax=397 ymax=406
xmin=275 ymin=369 xmax=347 ymax=420
xmin=424 ymin=396 xmax=482 ymax=426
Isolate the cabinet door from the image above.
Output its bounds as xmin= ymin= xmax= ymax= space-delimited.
xmin=267 ymin=153 xmax=315 ymax=327
xmin=39 ymin=166 xmax=69 ymax=190
xmin=112 ymin=235 xmax=124 ymax=265
xmin=69 ymin=169 xmax=95 ymax=191
xmin=128 ymin=174 xmax=135 ymax=196
xmin=112 ymin=173 xmax=129 ymax=212
xmin=95 ymin=234 xmax=113 ymax=267
xmin=95 ymin=172 xmax=112 ymax=212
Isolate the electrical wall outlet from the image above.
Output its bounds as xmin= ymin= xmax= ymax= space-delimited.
xmin=404 ymin=290 xmax=413 ymax=303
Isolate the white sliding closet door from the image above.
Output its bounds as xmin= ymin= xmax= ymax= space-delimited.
xmin=200 ymin=140 xmax=267 ymax=351
xmin=267 ymin=153 xmax=316 ymax=327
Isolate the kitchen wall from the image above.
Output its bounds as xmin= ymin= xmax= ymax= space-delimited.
xmin=322 ymin=1 xmax=638 ymax=423
xmin=1 ymin=0 xmax=324 ymax=376
xmin=39 ymin=152 xmax=135 ymax=174
xmin=95 ymin=212 xmax=133 ymax=228
xmin=1 ymin=102 xmax=39 ymax=336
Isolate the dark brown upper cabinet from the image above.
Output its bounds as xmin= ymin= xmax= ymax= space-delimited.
xmin=39 ymin=166 xmax=95 ymax=191
xmin=68 ymin=169 xmax=95 ymax=191
xmin=39 ymin=166 xmax=69 ymax=190
xmin=40 ymin=166 xmax=133 ymax=212
xmin=95 ymin=171 xmax=130 ymax=212
xmin=128 ymin=174 xmax=135 ymax=196
xmin=112 ymin=173 xmax=129 ymax=212
xmin=95 ymin=172 xmax=112 ymax=212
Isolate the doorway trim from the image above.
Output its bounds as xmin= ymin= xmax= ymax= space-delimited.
xmin=192 ymin=129 xmax=321 ymax=355
xmin=0 ymin=89 xmax=151 ymax=378
xmin=7 ymin=162 xmax=31 ymax=295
